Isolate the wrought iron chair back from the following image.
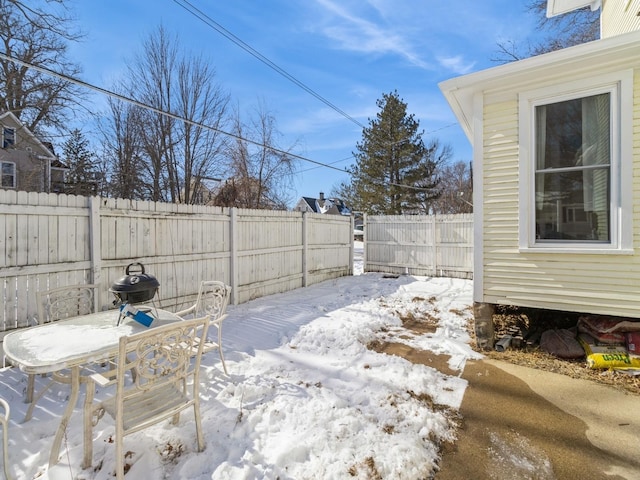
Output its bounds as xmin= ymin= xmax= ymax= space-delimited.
xmin=176 ymin=281 xmax=232 ymax=374
xmin=22 ymin=284 xmax=99 ymax=416
xmin=82 ymin=315 xmax=210 ymax=478
xmin=37 ymin=284 xmax=98 ymax=324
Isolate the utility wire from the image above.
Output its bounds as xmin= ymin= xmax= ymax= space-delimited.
xmin=171 ymin=0 xmax=365 ymax=129
xmin=0 ymin=52 xmax=349 ymax=173
xmin=0 ymin=53 xmax=436 ymax=192
xmin=170 ymin=1 xmax=458 ymax=161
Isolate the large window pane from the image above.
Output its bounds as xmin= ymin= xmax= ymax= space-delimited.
xmin=535 ymin=168 xmax=609 ymax=241
xmin=534 ymin=93 xmax=610 ymax=243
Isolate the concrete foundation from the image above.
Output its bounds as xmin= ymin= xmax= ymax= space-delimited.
xmin=473 ymin=301 xmax=495 ymax=350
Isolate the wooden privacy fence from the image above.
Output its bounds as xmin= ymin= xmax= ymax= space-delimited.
xmin=0 ymin=190 xmax=354 ymax=332
xmin=363 ymin=214 xmax=473 ymax=279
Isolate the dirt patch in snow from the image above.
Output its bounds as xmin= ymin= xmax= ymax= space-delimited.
xmin=370 ymin=341 xmax=458 ymax=377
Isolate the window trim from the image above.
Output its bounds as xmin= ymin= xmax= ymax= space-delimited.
xmin=1 ymin=161 xmax=16 ymax=189
xmin=2 ymin=126 xmax=15 ymax=149
xmin=518 ymin=70 xmax=633 ymax=254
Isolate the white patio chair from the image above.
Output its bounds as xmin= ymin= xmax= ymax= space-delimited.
xmin=23 ymin=284 xmax=98 ymax=420
xmin=176 ymin=281 xmax=232 ymax=375
xmin=0 ymin=398 xmax=13 ymax=480
xmin=82 ymin=316 xmax=210 ymax=478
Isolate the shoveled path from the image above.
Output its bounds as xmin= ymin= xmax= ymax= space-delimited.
xmin=436 ymin=358 xmax=640 ymax=479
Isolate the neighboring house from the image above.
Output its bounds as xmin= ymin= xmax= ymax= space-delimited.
xmin=294 ymin=192 xmax=352 ymax=215
xmin=439 ymin=0 xmax=640 ymax=348
xmin=0 ymin=112 xmax=66 ymax=193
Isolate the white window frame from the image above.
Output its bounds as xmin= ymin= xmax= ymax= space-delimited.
xmin=2 ymin=126 xmax=15 ymax=148
xmin=1 ymin=161 xmax=16 ymax=188
xmin=518 ymin=70 xmax=633 ymax=254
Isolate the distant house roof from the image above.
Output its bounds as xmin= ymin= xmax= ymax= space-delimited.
xmin=319 ymin=197 xmax=351 ymax=216
xmin=0 ymin=111 xmax=56 ymax=158
xmin=294 ymin=193 xmax=352 ymax=215
xmin=300 ymin=196 xmax=319 ymax=212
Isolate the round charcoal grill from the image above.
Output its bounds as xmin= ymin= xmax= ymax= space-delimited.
xmin=110 ymin=262 xmax=159 ymax=305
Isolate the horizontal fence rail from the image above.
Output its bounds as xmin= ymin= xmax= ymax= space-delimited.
xmin=363 ymin=214 xmax=473 ymax=279
xmin=0 ymin=190 xmax=354 ymax=332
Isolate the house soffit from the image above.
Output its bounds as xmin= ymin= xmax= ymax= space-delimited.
xmin=547 ymin=0 xmax=602 ymax=18
xmin=546 ymin=0 xmax=601 ymax=17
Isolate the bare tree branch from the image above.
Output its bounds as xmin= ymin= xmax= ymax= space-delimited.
xmin=0 ymin=0 xmax=85 ymax=135
xmin=493 ymin=0 xmax=599 ymax=64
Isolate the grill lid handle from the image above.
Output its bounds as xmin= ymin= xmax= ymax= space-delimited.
xmin=125 ymin=262 xmax=145 ymax=275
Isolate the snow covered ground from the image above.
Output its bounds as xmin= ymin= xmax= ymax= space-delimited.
xmin=0 ymin=242 xmax=479 ymax=479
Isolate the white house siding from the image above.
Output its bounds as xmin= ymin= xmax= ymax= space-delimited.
xmin=481 ymin=100 xmax=522 ymax=307
xmin=601 ymin=0 xmax=640 ymax=38
xmin=479 ymin=70 xmax=640 ymax=318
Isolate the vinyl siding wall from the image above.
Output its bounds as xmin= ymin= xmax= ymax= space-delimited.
xmin=601 ymin=0 xmax=640 ymax=38
xmin=480 ymin=70 xmax=640 ymax=318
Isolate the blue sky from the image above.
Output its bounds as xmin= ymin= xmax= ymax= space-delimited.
xmin=66 ymin=0 xmax=542 ymax=206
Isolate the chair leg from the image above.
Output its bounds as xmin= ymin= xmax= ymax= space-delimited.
xmin=115 ymin=420 xmax=124 ymax=480
xmin=82 ymin=381 xmax=96 ymax=470
xmin=193 ymin=402 xmax=205 ymax=452
xmin=0 ymin=398 xmax=12 ymax=480
xmin=217 ymin=325 xmax=228 ymax=376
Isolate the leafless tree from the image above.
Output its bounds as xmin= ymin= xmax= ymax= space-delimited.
xmin=99 ymin=96 xmax=148 ymax=200
xmin=4 ymin=0 xmax=80 ymax=40
xmin=0 ymin=0 xmax=84 ymax=135
xmin=121 ymin=26 xmax=229 ymax=203
xmin=431 ymin=160 xmax=472 ymax=214
xmin=218 ymin=101 xmax=296 ymax=209
xmin=493 ymin=0 xmax=599 ymax=63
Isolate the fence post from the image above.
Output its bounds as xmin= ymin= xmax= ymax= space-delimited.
xmin=431 ymin=215 xmax=437 ymax=277
xmin=302 ymin=212 xmax=308 ymax=287
xmin=363 ymin=213 xmax=367 ymax=272
xmin=349 ymin=214 xmax=354 ymax=275
xmin=89 ymin=196 xmax=102 ymax=309
xmin=229 ymin=208 xmax=238 ymax=305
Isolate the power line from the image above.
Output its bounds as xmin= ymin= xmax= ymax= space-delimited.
xmin=0 ymin=51 xmax=351 ymax=174
xmin=1 ymin=52 xmax=442 ymax=193
xmin=294 ymin=122 xmax=459 ymax=175
xmin=171 ymin=0 xmax=365 ymax=129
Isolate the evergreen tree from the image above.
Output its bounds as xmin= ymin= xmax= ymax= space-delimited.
xmin=345 ymin=91 xmax=444 ymax=215
xmin=62 ymin=129 xmax=100 ymax=196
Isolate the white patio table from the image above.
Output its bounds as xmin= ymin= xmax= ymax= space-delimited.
xmin=3 ymin=307 xmax=182 ymax=467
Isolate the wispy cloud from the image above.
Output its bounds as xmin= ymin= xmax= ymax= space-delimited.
xmin=311 ymin=0 xmax=431 ymax=69
xmin=437 ymin=55 xmax=476 ymax=75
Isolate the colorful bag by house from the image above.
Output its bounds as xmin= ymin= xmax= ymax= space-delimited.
xmin=586 ymin=352 xmax=640 ymax=370
xmin=577 ymin=316 xmax=627 ymax=344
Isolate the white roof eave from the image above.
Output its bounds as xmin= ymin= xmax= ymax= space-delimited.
xmin=439 ymin=29 xmax=640 ymax=145
xmin=546 ymin=0 xmax=601 ymax=17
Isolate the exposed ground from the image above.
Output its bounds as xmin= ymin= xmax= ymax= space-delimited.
xmin=488 ymin=306 xmax=640 ymax=396
xmin=370 ymin=300 xmax=640 ymax=479
xmin=373 ymin=301 xmax=640 ymax=396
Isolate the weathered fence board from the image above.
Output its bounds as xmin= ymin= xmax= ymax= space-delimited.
xmin=364 ymin=213 xmax=473 ymax=279
xmin=0 ymin=190 xmax=353 ymax=332
xmin=0 ymin=189 xmax=473 ymax=334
